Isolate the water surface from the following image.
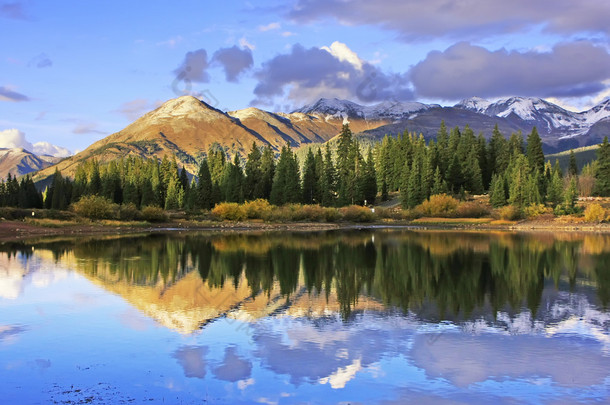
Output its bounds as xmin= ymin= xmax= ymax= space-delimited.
xmin=1 ymin=229 xmax=609 ymax=404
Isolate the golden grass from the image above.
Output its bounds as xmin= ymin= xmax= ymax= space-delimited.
xmin=412 ymin=217 xmax=493 ymax=224
xmin=24 ymin=218 xmax=81 ymax=228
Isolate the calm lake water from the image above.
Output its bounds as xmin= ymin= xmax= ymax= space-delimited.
xmin=1 ymin=229 xmax=609 ymax=404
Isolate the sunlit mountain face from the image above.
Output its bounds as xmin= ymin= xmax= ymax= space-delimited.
xmin=1 ymin=229 xmax=609 ymax=403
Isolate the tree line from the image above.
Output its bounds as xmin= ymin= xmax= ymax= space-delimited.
xmin=1 ymin=122 xmax=609 ymax=212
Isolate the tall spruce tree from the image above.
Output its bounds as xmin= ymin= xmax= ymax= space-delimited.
xmin=302 ymin=148 xmax=318 ymax=204
xmin=526 ymin=127 xmax=545 ymax=174
xmin=568 ymin=150 xmax=578 ymax=177
xmin=594 ymin=136 xmax=610 ymax=196
xmin=270 ymin=145 xmax=301 ymax=205
xmin=258 ymin=144 xmax=275 ymax=200
xmin=244 ymin=142 xmax=262 ymax=201
xmin=321 ymin=143 xmax=336 ymax=206
xmin=197 ymin=158 xmax=213 ymax=210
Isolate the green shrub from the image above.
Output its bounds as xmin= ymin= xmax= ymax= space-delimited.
xmin=211 ymin=202 xmax=245 ymax=221
xmin=417 ymin=194 xmax=459 ymax=217
xmin=118 ymin=203 xmax=141 ymax=221
xmin=71 ymin=195 xmax=118 ymax=220
xmin=584 ymin=203 xmax=607 ymax=223
xmin=339 ymin=205 xmax=375 ymax=222
xmin=455 ymin=201 xmax=490 ymax=218
xmin=496 ymin=205 xmax=521 ymax=220
xmin=141 ymin=206 xmax=168 ymax=222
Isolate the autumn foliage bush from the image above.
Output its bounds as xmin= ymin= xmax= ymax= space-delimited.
xmin=212 ymin=202 xmax=246 ymax=221
xmin=455 ymin=201 xmax=491 ymax=218
xmin=339 ymin=205 xmax=375 ymax=222
xmin=496 ymin=205 xmax=521 ymax=220
xmin=417 ymin=194 xmax=459 ymax=217
xmin=71 ymin=195 xmax=117 ymax=220
xmin=523 ymin=203 xmax=551 ymax=219
xmin=241 ymin=199 xmax=273 ymax=220
xmin=141 ymin=206 xmax=168 ymax=222
xmin=584 ymin=203 xmax=607 ymax=223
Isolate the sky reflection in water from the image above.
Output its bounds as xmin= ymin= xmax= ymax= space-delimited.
xmin=0 ymin=229 xmax=609 ymax=404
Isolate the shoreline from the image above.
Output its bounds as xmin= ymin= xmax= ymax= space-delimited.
xmin=2 ymin=217 xmax=610 ymax=242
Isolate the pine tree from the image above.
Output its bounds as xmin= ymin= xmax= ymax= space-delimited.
xmin=406 ymin=158 xmax=423 ymax=208
xmin=489 ymin=173 xmax=507 ymax=207
xmin=546 ymin=167 xmax=563 ymax=207
xmin=447 ymin=153 xmax=463 ymax=194
xmin=594 ymin=136 xmax=610 ymax=196
xmin=508 ymin=155 xmax=530 ymax=208
xmin=196 ymin=158 xmax=213 ymax=210
xmin=258 ymin=144 xmax=275 ymax=200
xmin=564 ymin=176 xmax=579 ymax=213
xmin=314 ymin=148 xmax=324 ymax=204
xmin=88 ymin=160 xmax=102 ymax=195
xmin=270 ymin=145 xmax=301 ymax=205
xmin=302 ymin=148 xmax=318 ymax=204
xmin=179 ymin=167 xmax=189 ymax=191
xmin=72 ymin=166 xmax=88 ymax=202
xmin=165 ymin=170 xmax=184 ymax=210
xmin=336 ymin=124 xmax=354 ymax=205
xmin=508 ymin=131 xmax=524 ymax=159
xmin=244 ymin=142 xmax=262 ymax=201
xmin=321 ymin=143 xmax=336 ymax=206
xmin=436 ymin=121 xmax=449 ymax=176
xmin=221 ymin=154 xmax=244 ymax=203
xmin=431 ymin=166 xmax=447 ymax=196
xmin=526 ymin=127 xmax=545 ymax=174
xmin=362 ymin=147 xmax=377 ymax=205
xmin=464 ymin=146 xmax=484 ymax=195
xmin=568 ymin=150 xmax=578 ymax=177
xmin=489 ymin=124 xmax=508 ymax=175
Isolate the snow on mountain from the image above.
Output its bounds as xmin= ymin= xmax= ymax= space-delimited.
xmin=580 ymin=98 xmax=610 ymax=125
xmin=294 ymin=97 xmax=431 ymax=121
xmin=456 ymin=96 xmax=595 ymax=137
xmin=455 ymin=97 xmax=492 ymax=113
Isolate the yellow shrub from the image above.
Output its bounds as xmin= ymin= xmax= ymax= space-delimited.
xmin=417 ymin=194 xmax=459 ymax=217
xmin=211 ymin=202 xmax=245 ymax=221
xmin=584 ymin=203 xmax=607 ymax=223
xmin=496 ymin=205 xmax=521 ymax=221
xmin=339 ymin=205 xmax=375 ymax=222
xmin=242 ymin=199 xmax=274 ymax=220
xmin=455 ymin=201 xmax=490 ymax=218
xmin=523 ymin=203 xmax=551 ymax=219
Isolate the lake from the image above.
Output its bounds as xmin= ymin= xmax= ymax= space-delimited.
xmin=1 ymin=229 xmax=609 ymax=404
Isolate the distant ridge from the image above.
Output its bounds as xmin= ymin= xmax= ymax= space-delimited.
xmin=34 ymin=95 xmax=610 ymax=181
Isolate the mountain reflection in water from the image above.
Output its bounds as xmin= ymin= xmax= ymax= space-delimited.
xmin=1 ymin=229 xmax=609 ymax=404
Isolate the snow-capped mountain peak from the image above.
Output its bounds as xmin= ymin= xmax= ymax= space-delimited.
xmin=455 ymin=97 xmax=492 ymax=113
xmin=294 ymin=98 xmax=431 ymax=121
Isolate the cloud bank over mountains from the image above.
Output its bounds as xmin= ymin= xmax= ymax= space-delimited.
xmin=0 ymin=129 xmax=71 ymax=157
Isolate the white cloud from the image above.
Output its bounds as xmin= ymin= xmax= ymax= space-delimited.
xmin=258 ymin=22 xmax=281 ymax=32
xmin=321 ymin=41 xmax=364 ymax=71
xmin=282 ymin=31 xmax=296 ymax=37
xmin=33 ymin=141 xmax=72 ymax=158
xmin=239 ymin=37 xmax=256 ymax=50
xmin=0 ymin=128 xmax=33 ymax=150
xmin=0 ymin=129 xmax=71 ymax=157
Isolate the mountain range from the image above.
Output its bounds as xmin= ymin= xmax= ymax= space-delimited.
xmin=30 ymin=94 xmax=610 ymax=181
xmin=0 ymin=148 xmax=62 ymax=180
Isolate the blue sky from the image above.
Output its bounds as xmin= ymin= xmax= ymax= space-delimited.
xmin=1 ymin=0 xmax=610 ymax=154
